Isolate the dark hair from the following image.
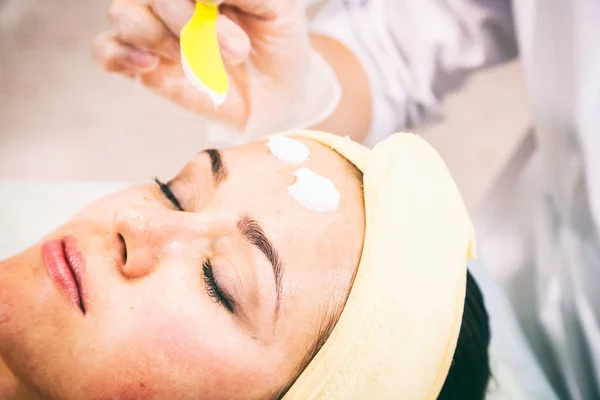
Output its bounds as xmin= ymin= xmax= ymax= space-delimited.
xmin=438 ymin=270 xmax=491 ymax=399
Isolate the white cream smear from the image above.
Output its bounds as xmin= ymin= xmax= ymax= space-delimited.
xmin=267 ymin=136 xmax=310 ymax=163
xmin=288 ymin=167 xmax=340 ymax=212
xmin=181 ymin=50 xmax=227 ymax=107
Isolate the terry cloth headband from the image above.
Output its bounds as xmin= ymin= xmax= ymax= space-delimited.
xmin=278 ymin=130 xmax=477 ymax=399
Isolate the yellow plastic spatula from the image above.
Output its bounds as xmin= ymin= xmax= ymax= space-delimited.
xmin=180 ymin=2 xmax=229 ymax=106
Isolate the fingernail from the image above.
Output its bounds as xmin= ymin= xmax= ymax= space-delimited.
xmin=227 ymin=35 xmax=246 ymax=54
xmin=220 ymin=36 xmax=249 ymax=65
xmin=126 ymin=48 xmax=158 ymax=69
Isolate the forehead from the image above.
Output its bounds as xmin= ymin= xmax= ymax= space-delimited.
xmin=216 ymin=138 xmax=364 ymax=329
xmin=219 ymin=138 xmax=363 ymax=238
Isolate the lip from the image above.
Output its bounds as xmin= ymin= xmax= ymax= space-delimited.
xmin=41 ymin=237 xmax=87 ymax=315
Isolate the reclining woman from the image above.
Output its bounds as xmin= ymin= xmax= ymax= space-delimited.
xmin=0 ymin=130 xmax=489 ymax=400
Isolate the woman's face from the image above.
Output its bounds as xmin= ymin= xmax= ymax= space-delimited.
xmin=0 ymin=137 xmax=365 ymax=399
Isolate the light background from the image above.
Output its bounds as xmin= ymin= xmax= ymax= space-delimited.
xmin=0 ymin=0 xmax=531 ymax=211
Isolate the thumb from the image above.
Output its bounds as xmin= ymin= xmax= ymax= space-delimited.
xmin=216 ymin=12 xmax=251 ymax=65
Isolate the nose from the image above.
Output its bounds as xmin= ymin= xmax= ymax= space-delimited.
xmin=112 ymin=205 xmax=201 ymax=279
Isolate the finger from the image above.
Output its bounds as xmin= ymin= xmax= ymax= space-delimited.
xmin=139 ymin=61 xmax=247 ymax=125
xmin=150 ymin=0 xmax=195 ymax=37
xmin=216 ymin=0 xmax=285 ymax=20
xmin=216 ymin=13 xmax=250 ymax=65
xmin=93 ymin=32 xmax=159 ymax=73
xmin=139 ymin=61 xmax=219 ymax=113
xmin=109 ymin=0 xmax=180 ymax=59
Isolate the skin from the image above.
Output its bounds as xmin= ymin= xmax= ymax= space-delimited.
xmin=0 ymin=138 xmax=365 ymax=399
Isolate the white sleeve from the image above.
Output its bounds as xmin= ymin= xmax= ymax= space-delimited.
xmin=308 ymin=0 xmax=518 ymax=146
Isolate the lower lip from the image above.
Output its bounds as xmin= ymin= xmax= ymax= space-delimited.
xmin=41 ymin=237 xmax=86 ymax=314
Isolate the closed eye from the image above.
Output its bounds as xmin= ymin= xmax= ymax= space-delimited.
xmin=203 ymin=260 xmax=235 ymax=313
xmin=154 ymin=178 xmax=183 ymax=211
xmin=154 ymin=178 xmax=237 ymax=315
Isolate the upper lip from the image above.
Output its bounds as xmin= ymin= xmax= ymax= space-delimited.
xmin=41 ymin=237 xmax=87 ymax=315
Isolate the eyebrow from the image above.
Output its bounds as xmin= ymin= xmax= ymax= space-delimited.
xmin=202 ymin=149 xmax=228 ymax=185
xmin=236 ymin=216 xmax=283 ymax=320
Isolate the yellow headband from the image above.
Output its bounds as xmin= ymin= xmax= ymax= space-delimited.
xmin=279 ymin=130 xmax=477 ymax=399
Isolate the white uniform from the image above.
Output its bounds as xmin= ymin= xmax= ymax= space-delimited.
xmin=307 ymin=0 xmax=600 ymax=399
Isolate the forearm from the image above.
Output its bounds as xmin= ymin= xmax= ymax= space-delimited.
xmin=309 ymin=34 xmax=372 ymax=143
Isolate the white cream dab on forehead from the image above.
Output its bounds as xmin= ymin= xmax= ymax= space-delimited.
xmin=287 ymin=167 xmax=340 ymax=212
xmin=267 ymin=136 xmax=310 ymax=163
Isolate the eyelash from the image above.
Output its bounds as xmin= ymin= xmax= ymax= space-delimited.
xmin=154 ymin=178 xmax=183 ymax=211
xmin=203 ymin=260 xmax=235 ymax=313
xmin=154 ymin=179 xmax=234 ymax=313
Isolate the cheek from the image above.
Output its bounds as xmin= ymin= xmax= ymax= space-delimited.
xmin=119 ymin=304 xmax=272 ymax=399
xmin=97 ymin=302 xmax=234 ymax=399
xmin=78 ymin=311 xmax=209 ymax=399
xmin=141 ymin=309 xmax=208 ymax=371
